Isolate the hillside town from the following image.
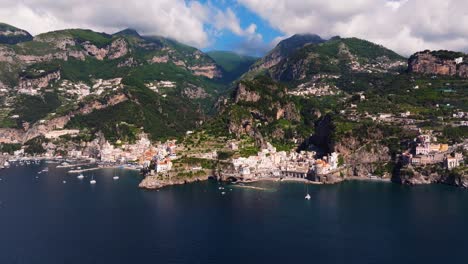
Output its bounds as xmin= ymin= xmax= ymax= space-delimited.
xmin=219 ymin=142 xmax=342 ymax=183
xmin=401 ymin=131 xmax=465 ymax=170
xmin=0 ymin=133 xmax=178 ymax=174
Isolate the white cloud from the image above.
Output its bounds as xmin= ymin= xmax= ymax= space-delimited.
xmin=0 ymin=0 xmax=258 ymax=49
xmin=238 ymin=0 xmax=468 ymax=55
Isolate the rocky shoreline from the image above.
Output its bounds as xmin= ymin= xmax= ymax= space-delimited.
xmin=137 ymin=172 xmax=468 ymax=191
xmin=138 ymin=175 xmax=210 ymax=190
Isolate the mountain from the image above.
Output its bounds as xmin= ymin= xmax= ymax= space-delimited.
xmin=1 ymin=22 xmax=467 ymax=171
xmin=206 ymin=35 xmax=467 ymax=181
xmin=246 ymin=34 xmax=325 ymax=77
xmin=207 ymin=50 xmax=257 ymax=83
xmin=0 ymin=23 xmax=33 ymax=45
xmin=270 ymin=36 xmax=406 ymax=83
xmin=0 ymin=25 xmax=227 ymax=143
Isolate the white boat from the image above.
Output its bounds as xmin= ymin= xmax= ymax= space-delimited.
xmin=4 ymin=161 xmax=10 ymax=168
xmin=221 ymin=191 xmax=226 ymax=195
xmin=77 ymin=174 xmax=84 ymax=179
xmin=113 ymin=168 xmax=119 ymax=180
xmin=62 ymin=180 xmax=67 ymax=184
xmin=305 ymin=184 xmax=311 ymax=200
xmin=90 ymin=175 xmax=96 ymax=184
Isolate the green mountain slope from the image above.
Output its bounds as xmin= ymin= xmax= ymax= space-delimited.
xmin=207 ymin=50 xmax=257 ymax=82
xmin=244 ymin=34 xmax=325 ymax=79
xmin=0 ymin=23 xmax=33 ymax=44
xmin=0 ymin=25 xmax=227 ymax=142
xmin=271 ymin=36 xmax=406 ymax=83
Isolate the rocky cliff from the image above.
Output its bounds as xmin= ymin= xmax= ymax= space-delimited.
xmin=397 ymin=165 xmax=468 ymax=188
xmin=301 ymin=114 xmax=335 ymax=154
xmin=408 ymin=50 xmax=468 ymax=78
xmin=18 ymin=70 xmax=61 ymax=90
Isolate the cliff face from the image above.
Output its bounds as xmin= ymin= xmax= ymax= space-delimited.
xmin=18 ymin=70 xmax=61 ymax=90
xmin=0 ymin=93 xmax=128 ymax=144
xmin=335 ymin=137 xmax=391 ymax=178
xmin=397 ymin=166 xmax=468 ymax=188
xmin=224 ymin=77 xmax=302 ymax=147
xmin=301 ymin=114 xmax=335 ymax=154
xmin=234 ymin=83 xmax=261 ymax=103
xmin=408 ymin=51 xmax=468 ymax=78
xmin=83 ymin=38 xmax=129 ymax=60
xmin=188 ymin=64 xmax=222 ymax=79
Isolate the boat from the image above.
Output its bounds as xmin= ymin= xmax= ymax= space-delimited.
xmin=4 ymin=161 xmax=10 ymax=168
xmin=305 ymin=184 xmax=311 ymax=200
xmin=77 ymin=174 xmax=84 ymax=179
xmin=62 ymin=180 xmax=67 ymax=184
xmin=113 ymin=168 xmax=119 ymax=180
xmin=221 ymin=192 xmax=226 ymax=195
xmin=90 ymin=175 xmax=96 ymax=184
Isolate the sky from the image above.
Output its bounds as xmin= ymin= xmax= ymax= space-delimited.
xmin=0 ymin=0 xmax=467 ymax=57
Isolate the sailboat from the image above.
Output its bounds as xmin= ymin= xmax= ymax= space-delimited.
xmin=77 ymin=173 xmax=84 ymax=179
xmin=113 ymin=169 xmax=119 ymax=180
xmin=90 ymin=174 xmax=96 ymax=184
xmin=305 ymin=184 xmax=311 ymax=200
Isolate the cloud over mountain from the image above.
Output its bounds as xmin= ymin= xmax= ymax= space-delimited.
xmin=0 ymin=0 xmax=467 ymax=56
xmin=0 ymin=0 xmax=260 ymax=49
xmin=238 ymin=0 xmax=468 ymax=55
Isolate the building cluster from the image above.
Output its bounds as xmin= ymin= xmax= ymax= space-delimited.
xmin=350 ymin=58 xmax=405 ymax=73
xmin=145 ymin=80 xmax=176 ymax=93
xmin=227 ymin=143 xmax=341 ymax=181
xmin=44 ymin=129 xmax=80 ymax=139
xmin=289 ymin=76 xmax=339 ymax=97
xmin=61 ymin=78 xmax=123 ymax=98
xmin=452 ymin=111 xmax=468 ymax=126
xmin=99 ymin=134 xmax=177 ymax=171
xmin=401 ymin=133 xmax=464 ymax=170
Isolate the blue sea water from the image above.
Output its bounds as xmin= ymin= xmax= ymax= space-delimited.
xmin=0 ymin=162 xmax=467 ymax=264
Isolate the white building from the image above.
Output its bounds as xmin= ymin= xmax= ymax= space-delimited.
xmin=156 ymin=159 xmax=173 ymax=173
xmin=445 ymin=153 xmax=463 ymax=170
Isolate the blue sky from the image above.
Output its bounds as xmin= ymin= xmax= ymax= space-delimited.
xmin=197 ymin=0 xmax=282 ymax=56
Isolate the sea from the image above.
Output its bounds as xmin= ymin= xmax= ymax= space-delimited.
xmin=1 ymin=162 xmax=467 ymax=264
